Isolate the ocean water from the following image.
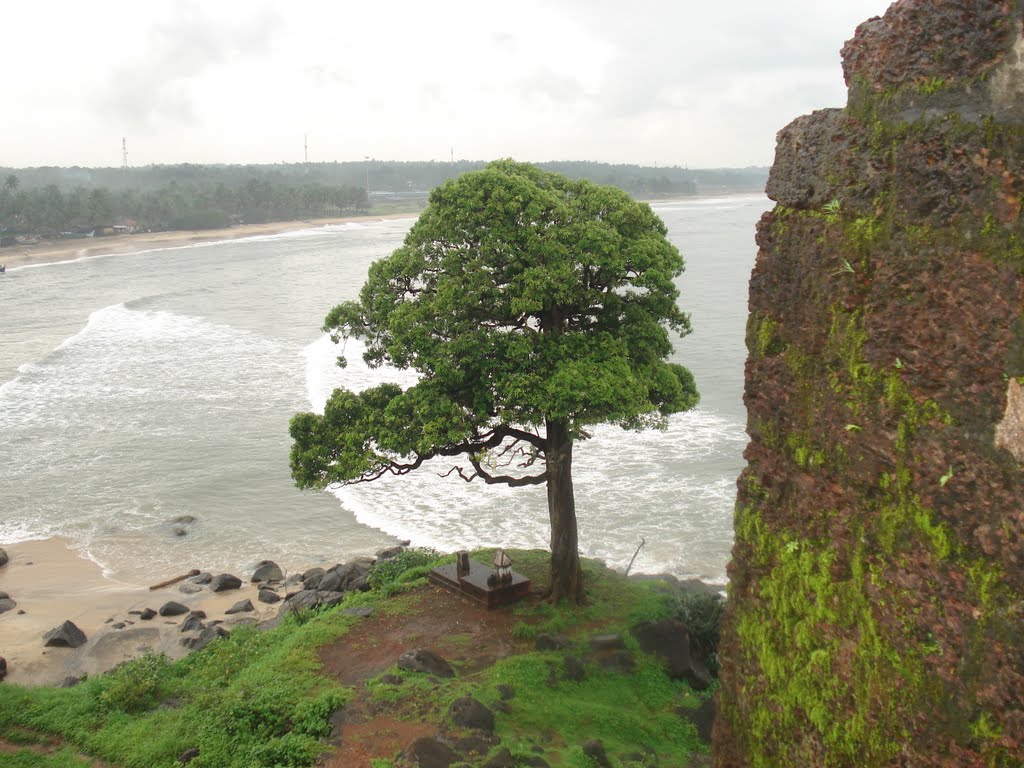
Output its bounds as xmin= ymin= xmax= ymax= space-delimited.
xmin=0 ymin=195 xmax=770 ymax=585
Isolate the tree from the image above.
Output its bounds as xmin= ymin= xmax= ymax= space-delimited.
xmin=289 ymin=160 xmax=698 ymax=603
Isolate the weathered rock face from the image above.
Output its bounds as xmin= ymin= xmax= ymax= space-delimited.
xmin=715 ymin=2 xmax=1024 ymax=766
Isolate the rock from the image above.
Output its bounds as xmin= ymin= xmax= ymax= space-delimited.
xmin=318 ymin=569 xmax=344 ymax=593
xmin=178 ymin=583 xmax=203 ymax=594
xmin=679 ymin=697 xmax=716 ymax=743
xmin=582 ymin=740 xmax=611 ymax=768
xmin=497 ymin=684 xmax=515 ymax=700
xmin=589 ymin=633 xmax=625 ymax=651
xmin=209 ymin=573 xmax=241 ymax=592
xmin=159 ymin=601 xmax=189 ymax=617
xmin=0 ymin=597 xmax=16 ymax=614
xmin=179 ymin=613 xmax=206 ymax=633
xmin=58 ymin=676 xmax=82 ymax=688
xmin=449 ymin=696 xmax=494 ymax=733
xmin=42 ymin=620 xmax=87 ymax=648
xmin=284 ymin=573 xmax=304 ymax=586
xmin=398 ymin=648 xmax=455 ymax=678
xmin=188 ymin=572 xmax=212 ymax=585
xmin=0 ymin=656 xmax=7 ymax=681
xmin=482 ymin=747 xmax=516 ymax=768
xmin=597 ymin=650 xmax=635 ymax=674
xmin=181 ymin=624 xmax=228 ymax=651
xmin=225 ymin=599 xmax=254 ymax=615
xmin=257 ymin=587 xmax=281 ymax=604
xmin=178 ymin=747 xmax=200 ymax=764
xmin=375 ymin=545 xmax=404 ymax=560
xmin=341 ymin=606 xmax=374 ymax=618
xmin=0 ymin=547 xmax=8 ymax=566
xmin=171 ymin=515 xmax=196 ymax=525
xmin=379 ymin=673 xmax=404 ymax=685
xmin=404 ymin=736 xmax=458 ymax=768
xmin=139 ymin=608 xmax=158 ymax=620
xmin=172 ymin=527 xmax=188 ymax=537
xmin=535 ymin=632 xmax=572 ymax=651
xmin=301 ymin=567 xmax=325 ymax=590
xmin=111 ymin=622 xmax=126 ymax=630
xmin=563 ymin=655 xmax=586 ymax=682
xmin=250 ymin=560 xmax=283 ymax=582
xmin=276 ymin=589 xmax=346 ymax=617
xmin=0 ymin=591 xmax=8 ymax=599
xmin=633 ymin=620 xmax=710 ymax=691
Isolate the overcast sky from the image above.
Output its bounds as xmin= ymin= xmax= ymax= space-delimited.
xmin=3 ymin=1 xmax=893 ymax=169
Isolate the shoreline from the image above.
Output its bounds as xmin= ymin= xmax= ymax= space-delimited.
xmin=0 ymin=538 xmax=286 ymax=687
xmin=0 ymin=212 xmax=417 ymax=271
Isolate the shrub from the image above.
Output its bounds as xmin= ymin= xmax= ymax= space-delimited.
xmin=672 ymin=590 xmax=725 ymax=677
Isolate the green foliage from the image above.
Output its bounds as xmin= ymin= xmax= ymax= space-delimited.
xmin=367 ymin=547 xmax=445 ymax=593
xmin=95 ymin=654 xmax=170 ymax=713
xmin=671 ymin=591 xmax=725 ymax=677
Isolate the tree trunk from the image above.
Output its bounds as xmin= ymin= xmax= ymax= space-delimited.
xmin=545 ymin=419 xmax=584 ymax=603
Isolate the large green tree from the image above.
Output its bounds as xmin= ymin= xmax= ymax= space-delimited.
xmin=290 ymin=160 xmax=698 ymax=603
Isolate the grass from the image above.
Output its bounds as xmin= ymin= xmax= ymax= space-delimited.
xmin=0 ymin=549 xmax=714 ymax=768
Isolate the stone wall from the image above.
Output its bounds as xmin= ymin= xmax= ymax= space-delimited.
xmin=714 ymin=2 xmax=1024 ymax=765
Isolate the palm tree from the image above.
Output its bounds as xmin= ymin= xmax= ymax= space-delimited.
xmin=4 ymin=174 xmax=18 ymax=193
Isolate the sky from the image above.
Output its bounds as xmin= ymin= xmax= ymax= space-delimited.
xmin=2 ymin=1 xmax=894 ymax=170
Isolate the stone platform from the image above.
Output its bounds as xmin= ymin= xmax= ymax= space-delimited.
xmin=427 ymin=559 xmax=530 ymax=609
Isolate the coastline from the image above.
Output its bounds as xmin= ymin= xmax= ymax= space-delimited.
xmin=0 ymin=538 xmax=283 ymax=687
xmin=0 ymin=212 xmax=417 ymax=271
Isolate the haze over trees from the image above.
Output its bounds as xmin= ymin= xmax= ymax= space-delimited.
xmin=0 ymin=161 xmax=767 ymax=237
xmin=289 ymin=160 xmax=698 ymax=603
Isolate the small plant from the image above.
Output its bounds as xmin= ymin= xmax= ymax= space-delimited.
xmin=823 ymin=198 xmax=842 ymax=223
xmin=671 ymin=590 xmax=726 ymax=677
xmin=96 ymin=653 xmax=170 ymax=713
xmin=367 ymin=547 xmax=443 ymax=593
xmin=939 ymin=466 xmax=954 ymax=487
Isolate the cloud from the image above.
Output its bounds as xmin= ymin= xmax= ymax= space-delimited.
xmin=96 ymin=2 xmax=282 ymax=127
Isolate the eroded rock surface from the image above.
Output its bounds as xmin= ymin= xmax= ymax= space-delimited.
xmin=716 ymin=2 xmax=1024 ymax=765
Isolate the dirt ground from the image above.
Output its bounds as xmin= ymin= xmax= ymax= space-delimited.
xmin=317 ymin=583 xmax=536 ymax=767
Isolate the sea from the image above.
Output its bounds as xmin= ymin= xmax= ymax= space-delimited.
xmin=0 ymin=194 xmax=770 ymax=586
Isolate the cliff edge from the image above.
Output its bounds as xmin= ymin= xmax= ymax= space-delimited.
xmin=715 ymin=2 xmax=1024 ymax=766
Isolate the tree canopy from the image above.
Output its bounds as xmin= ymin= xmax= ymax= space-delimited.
xmin=290 ymin=160 xmax=698 ymax=602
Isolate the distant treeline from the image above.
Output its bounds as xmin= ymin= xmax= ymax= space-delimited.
xmin=0 ymin=161 xmax=767 ymax=236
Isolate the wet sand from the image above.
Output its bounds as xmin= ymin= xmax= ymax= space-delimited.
xmin=0 ymin=213 xmax=416 ymax=271
xmin=0 ymin=538 xmax=283 ymax=687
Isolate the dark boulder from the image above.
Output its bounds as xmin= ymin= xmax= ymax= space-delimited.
xmin=257 ymin=587 xmax=280 ymax=604
xmin=42 ymin=620 xmax=87 ymax=648
xmin=250 ymin=560 xmax=283 ymax=582
xmin=0 ymin=656 xmax=6 ymax=681
xmin=225 ymin=599 xmax=254 ymax=615
xmin=178 ymin=746 xmax=200 ymax=764
xmin=301 ymin=567 xmax=325 ymax=590
xmin=375 ymin=545 xmax=404 ymax=560
xmin=179 ymin=613 xmax=206 ymax=633
xmin=632 ymin=619 xmax=710 ymax=691
xmin=181 ymin=624 xmax=228 ymax=651
xmin=497 ymin=684 xmax=515 ymax=700
xmin=0 ymin=597 xmax=16 ymax=614
xmin=483 ymin=748 xmax=516 ymax=768
xmin=188 ymin=572 xmax=212 ymax=585
xmin=318 ymin=569 xmax=344 ymax=593
xmin=589 ymin=633 xmax=624 ymax=651
xmin=277 ymin=589 xmax=346 ymax=617
xmin=398 ymin=648 xmax=455 ymax=678
xmin=404 ymin=736 xmax=458 ymax=768
xmin=139 ymin=607 xmax=158 ymax=620
xmin=563 ymin=655 xmax=586 ymax=682
xmin=582 ymin=740 xmax=612 ymax=768
xmin=0 ymin=547 xmax=8 ymax=566
xmin=159 ymin=601 xmax=189 ymax=617
xmin=535 ymin=633 xmax=572 ymax=651
xmin=449 ymin=696 xmax=494 ymax=733
xmin=209 ymin=573 xmax=241 ymax=592
xmin=679 ymin=697 xmax=716 ymax=743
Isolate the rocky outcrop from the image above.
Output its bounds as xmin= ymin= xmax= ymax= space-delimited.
xmin=716 ymin=2 xmax=1024 ymax=766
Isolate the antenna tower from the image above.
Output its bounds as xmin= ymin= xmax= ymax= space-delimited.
xmin=122 ymin=137 xmax=128 ymax=170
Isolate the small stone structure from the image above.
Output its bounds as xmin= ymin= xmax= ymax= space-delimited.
xmin=428 ymin=552 xmax=530 ymax=609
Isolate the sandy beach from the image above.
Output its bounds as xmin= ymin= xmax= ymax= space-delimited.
xmin=0 ymin=538 xmax=292 ymax=687
xmin=0 ymin=213 xmax=417 ymax=271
